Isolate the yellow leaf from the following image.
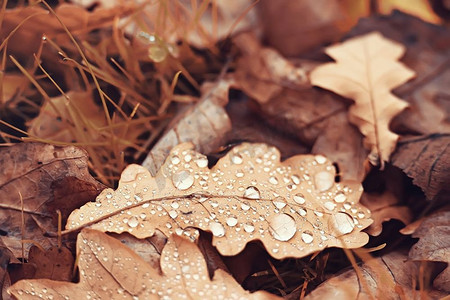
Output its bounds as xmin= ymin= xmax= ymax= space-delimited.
xmin=310 ymin=32 xmax=415 ymax=167
xmin=66 ymin=142 xmax=372 ymax=259
xmin=9 ymin=229 xmax=279 ymax=300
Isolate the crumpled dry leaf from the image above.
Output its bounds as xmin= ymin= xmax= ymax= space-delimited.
xmin=409 ymin=210 xmax=450 ymax=292
xmin=9 ymin=229 xmax=279 ymax=300
xmin=0 ymin=143 xmax=104 ymax=257
xmin=310 ymin=32 xmax=416 ymax=168
xmin=233 ymin=33 xmax=308 ymax=104
xmin=304 ymin=251 xmax=447 ymax=299
xmin=391 ymin=134 xmax=449 ymax=201
xmin=142 ymin=79 xmax=232 ymax=176
xmin=67 ymin=142 xmax=372 ymax=259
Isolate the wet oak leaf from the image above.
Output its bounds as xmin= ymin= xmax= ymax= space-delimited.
xmin=310 ymin=32 xmax=416 ymax=167
xmin=9 ymin=229 xmax=279 ymax=300
xmin=409 ymin=210 xmax=450 ymax=292
xmin=67 ymin=143 xmax=372 ymax=259
xmin=0 ymin=143 xmax=105 ymax=257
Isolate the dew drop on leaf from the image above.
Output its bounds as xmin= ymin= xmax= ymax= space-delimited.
xmin=314 ymin=171 xmax=334 ymax=192
xmin=293 ymin=193 xmax=306 ymax=204
xmin=334 ymin=192 xmax=347 ymax=203
xmin=301 ymin=231 xmax=314 ymax=244
xmin=226 ymin=216 xmax=238 ymax=227
xmin=243 ymin=186 xmax=261 ymax=199
xmin=269 ymin=213 xmax=296 ymax=241
xmin=230 ymin=153 xmax=243 ymax=165
xmin=209 ymin=222 xmax=225 ymax=237
xmin=244 ymin=222 xmax=255 ymax=233
xmin=315 ymin=155 xmax=327 ymax=164
xmin=195 ymin=157 xmax=208 ymax=168
xmin=329 ymin=212 xmax=355 ymax=235
xmin=127 ymin=216 xmax=139 ymax=228
xmin=172 ymin=170 xmax=194 ymax=190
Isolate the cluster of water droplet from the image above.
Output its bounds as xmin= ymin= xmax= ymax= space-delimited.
xmin=67 ymin=143 xmax=371 ymax=259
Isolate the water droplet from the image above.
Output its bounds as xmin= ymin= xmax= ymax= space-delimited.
xmin=269 ymin=213 xmax=296 ymax=241
xmin=172 ymin=170 xmax=194 ymax=190
xmin=244 ymin=223 xmax=255 ymax=233
xmin=297 ymin=208 xmax=307 ymax=217
xmin=226 ymin=216 xmax=238 ymax=227
xmin=334 ymin=192 xmax=347 ymax=203
xmin=241 ymin=202 xmax=251 ymax=211
xmin=269 ymin=176 xmax=278 ymax=185
xmin=195 ymin=157 xmax=208 ymax=168
xmin=273 ymin=197 xmax=287 ymax=209
xmin=301 ymin=231 xmax=314 ymax=244
xmin=169 ymin=210 xmax=178 ymax=219
xmin=293 ymin=193 xmax=306 ymax=204
xmin=291 ymin=175 xmax=300 ymax=185
xmin=210 ymin=222 xmax=225 ymax=237
xmin=243 ymin=186 xmax=261 ymax=199
xmin=231 ymin=153 xmax=243 ymax=165
xmin=324 ymin=201 xmax=336 ymax=211
xmin=315 ymin=171 xmax=334 ymax=192
xmin=171 ymin=202 xmax=180 ymax=209
xmin=128 ymin=216 xmax=139 ymax=228
xmin=184 ymin=154 xmax=192 ymax=162
xmin=315 ymin=155 xmax=327 ymax=164
xmin=171 ymin=155 xmax=180 ymax=165
xmin=330 ymin=212 xmax=355 ymax=235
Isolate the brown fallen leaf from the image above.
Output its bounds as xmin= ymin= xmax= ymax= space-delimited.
xmin=391 ymin=134 xmax=449 ymax=202
xmin=9 ymin=229 xmax=279 ymax=300
xmin=0 ymin=143 xmax=104 ymax=257
xmin=311 ymin=111 xmax=368 ymax=182
xmin=310 ymin=32 xmax=416 ymax=168
xmin=257 ymin=0 xmax=348 ymax=56
xmin=67 ymin=142 xmax=372 ymax=259
xmin=409 ymin=210 xmax=450 ymax=292
xmin=233 ymin=33 xmax=308 ymax=104
xmin=142 ymin=79 xmax=232 ymax=176
xmin=360 ymin=190 xmax=413 ymax=236
xmin=304 ymin=251 xmax=448 ymax=299
xmin=27 ymin=246 xmax=73 ymax=282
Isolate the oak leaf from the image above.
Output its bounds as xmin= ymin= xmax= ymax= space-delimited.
xmin=310 ymin=32 xmax=415 ymax=167
xmin=9 ymin=229 xmax=279 ymax=300
xmin=66 ymin=143 xmax=372 ymax=259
